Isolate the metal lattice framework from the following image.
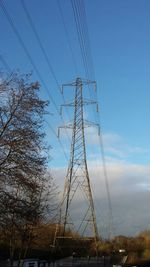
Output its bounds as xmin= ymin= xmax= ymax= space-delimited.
xmin=57 ymin=77 xmax=99 ymax=244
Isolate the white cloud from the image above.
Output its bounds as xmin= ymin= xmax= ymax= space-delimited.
xmin=52 ymin=159 xmax=150 ymax=237
xmin=51 ymin=130 xmax=150 ymax=237
xmin=102 ymin=132 xmax=123 ymax=145
xmin=85 ymin=130 xmax=150 ymax=161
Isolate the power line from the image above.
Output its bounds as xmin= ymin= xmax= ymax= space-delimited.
xmin=71 ymin=0 xmax=89 ymax=80
xmin=76 ymin=0 xmax=93 ymax=79
xmin=98 ymin=133 xmax=114 ymax=239
xmin=57 ymin=0 xmax=79 ymax=76
xmin=71 ymin=0 xmax=97 ymax=113
xmin=0 ymin=0 xmax=71 ymax=144
xmin=71 ymin=0 xmax=97 ymax=117
xmin=20 ymin=0 xmax=73 ymax=137
xmin=0 ymin=1 xmax=51 ymax=100
xmin=75 ymin=1 xmax=96 ymax=76
xmin=21 ymin=0 xmax=60 ymax=89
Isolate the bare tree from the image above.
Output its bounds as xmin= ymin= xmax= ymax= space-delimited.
xmin=0 ymin=72 xmax=54 ymax=266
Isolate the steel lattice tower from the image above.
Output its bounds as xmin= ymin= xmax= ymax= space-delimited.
xmin=58 ymin=77 xmax=99 ymax=243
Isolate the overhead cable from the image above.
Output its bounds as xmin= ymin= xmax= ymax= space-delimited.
xmin=0 ymin=0 xmax=71 ymax=143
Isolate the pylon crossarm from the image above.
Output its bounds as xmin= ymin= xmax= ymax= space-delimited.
xmin=84 ymin=120 xmax=100 ymax=135
xmin=58 ymin=124 xmax=74 ymax=137
xmin=80 ymin=78 xmax=96 ymax=86
xmin=83 ymin=98 xmax=97 ymax=105
xmin=61 ymin=102 xmax=74 ymax=107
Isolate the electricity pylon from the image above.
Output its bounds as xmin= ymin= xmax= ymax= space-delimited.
xmin=57 ymin=77 xmax=100 ymax=245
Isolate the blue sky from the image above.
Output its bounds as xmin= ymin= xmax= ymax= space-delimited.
xmin=0 ymin=0 xmax=150 ymax=237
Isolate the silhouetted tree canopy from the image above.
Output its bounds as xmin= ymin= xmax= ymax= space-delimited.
xmin=0 ymin=71 xmax=56 ymax=265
